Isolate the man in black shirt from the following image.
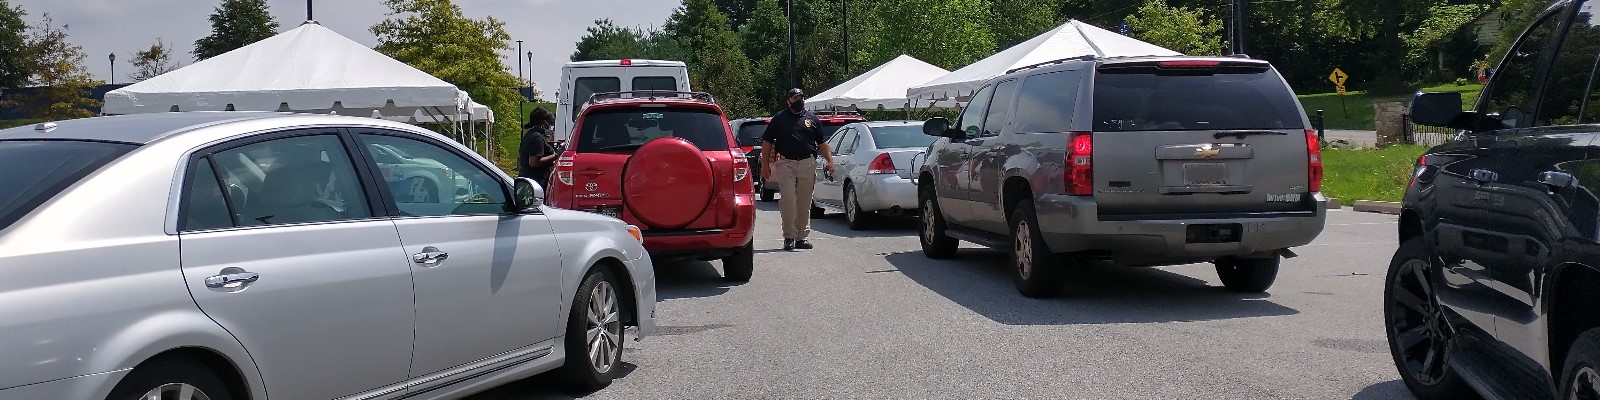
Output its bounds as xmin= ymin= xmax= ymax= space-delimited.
xmin=761 ymin=88 xmax=835 ymax=251
xmin=519 ymin=108 xmax=558 ymax=188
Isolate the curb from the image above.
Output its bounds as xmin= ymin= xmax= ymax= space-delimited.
xmin=1352 ymin=200 xmax=1402 ymax=215
xmin=1327 ymin=198 xmax=1342 ymax=210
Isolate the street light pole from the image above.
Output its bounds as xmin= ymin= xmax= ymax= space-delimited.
xmin=841 ymin=0 xmax=848 ymax=76
xmin=516 ymin=40 xmax=525 ymax=126
xmin=108 ymin=53 xmax=115 ymax=84
xmin=527 ymin=51 xmax=534 ymax=100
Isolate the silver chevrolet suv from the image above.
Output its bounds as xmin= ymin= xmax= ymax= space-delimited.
xmin=916 ymin=55 xmax=1327 ymax=298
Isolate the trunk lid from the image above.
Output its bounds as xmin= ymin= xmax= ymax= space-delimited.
xmin=565 ymin=105 xmax=739 ymax=229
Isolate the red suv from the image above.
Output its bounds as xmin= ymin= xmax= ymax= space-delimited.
xmin=547 ymin=91 xmax=756 ymax=281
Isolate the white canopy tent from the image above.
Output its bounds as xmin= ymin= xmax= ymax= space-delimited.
xmin=806 ymin=55 xmax=959 ymax=112
xmin=908 ymin=20 xmax=1181 ymax=100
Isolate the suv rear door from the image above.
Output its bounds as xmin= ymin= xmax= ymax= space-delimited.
xmin=1089 ymin=60 xmax=1315 ymax=219
xmin=565 ymin=105 xmax=739 ymax=229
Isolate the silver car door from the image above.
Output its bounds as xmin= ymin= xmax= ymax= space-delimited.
xmin=353 ymin=130 xmax=565 ymax=389
xmin=178 ymin=131 xmax=415 ymax=399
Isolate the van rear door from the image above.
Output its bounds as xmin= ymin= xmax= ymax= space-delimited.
xmin=1089 ymin=60 xmax=1317 ymax=219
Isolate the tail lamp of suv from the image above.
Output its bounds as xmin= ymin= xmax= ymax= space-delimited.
xmin=555 ymin=153 xmax=575 ymax=186
xmin=1305 ymin=130 xmax=1323 ymax=192
xmin=1065 ymin=132 xmax=1093 ymax=196
xmin=868 ymin=153 xmax=896 ymax=174
xmin=732 ymin=150 xmax=750 ymax=182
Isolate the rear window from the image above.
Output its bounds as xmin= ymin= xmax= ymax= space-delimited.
xmin=633 ymin=76 xmax=678 ymax=91
xmin=735 ymin=121 xmax=768 ymax=147
xmin=0 ymin=140 xmax=136 ymax=230
xmin=572 ymin=77 xmax=622 ymax=121
xmin=1092 ymin=64 xmax=1305 ymax=132
xmin=574 ymin=108 xmax=730 ymax=152
xmin=869 ymin=126 xmax=939 ymax=149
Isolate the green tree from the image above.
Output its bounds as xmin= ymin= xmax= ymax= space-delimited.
xmin=571 ymin=19 xmax=646 ymax=61
xmin=714 ymin=0 xmax=758 ymax=30
xmin=1401 ymin=4 xmax=1491 ymax=75
xmin=129 ymin=38 xmax=180 ymax=82
xmin=989 ymin=0 xmax=1064 ymax=50
xmin=193 ymin=0 xmax=280 ymax=60
xmin=1490 ymin=0 xmax=1552 ymax=64
xmin=1125 ymin=0 xmax=1225 ymax=55
xmin=0 ymin=0 xmax=28 ymax=89
xmin=17 ymin=13 xmax=99 ymax=120
xmin=665 ymin=0 xmax=759 ymax=115
xmin=866 ymin=0 xmax=994 ymax=71
xmin=371 ymin=0 xmax=522 ymax=159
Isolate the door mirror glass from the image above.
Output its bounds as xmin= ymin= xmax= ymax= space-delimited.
xmin=512 ymin=177 xmax=544 ymax=211
xmin=924 ymin=117 xmax=961 ymax=139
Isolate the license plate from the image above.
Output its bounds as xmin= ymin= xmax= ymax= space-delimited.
xmin=1183 ymin=163 xmax=1228 ymax=186
xmin=588 ymin=207 xmax=621 ymax=219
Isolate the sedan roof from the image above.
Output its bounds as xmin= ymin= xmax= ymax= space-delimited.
xmin=0 ymin=112 xmax=287 ymax=144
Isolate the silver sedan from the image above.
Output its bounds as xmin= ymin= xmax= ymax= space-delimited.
xmin=0 ymin=113 xmax=656 ymax=399
xmin=810 ymin=121 xmax=939 ymax=230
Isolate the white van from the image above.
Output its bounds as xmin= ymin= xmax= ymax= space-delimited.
xmin=554 ymin=59 xmax=692 ymax=142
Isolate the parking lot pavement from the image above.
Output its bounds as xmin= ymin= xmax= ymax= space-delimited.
xmin=471 ymin=205 xmax=1413 ymax=400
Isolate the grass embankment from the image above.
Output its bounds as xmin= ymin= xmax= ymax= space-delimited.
xmin=1297 ymin=83 xmax=1481 ymax=130
xmin=1321 ymin=145 xmax=1429 ymax=203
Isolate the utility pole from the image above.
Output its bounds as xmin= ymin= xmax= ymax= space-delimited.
xmin=1235 ymin=0 xmax=1250 ymax=56
xmin=786 ymin=0 xmax=796 ymax=90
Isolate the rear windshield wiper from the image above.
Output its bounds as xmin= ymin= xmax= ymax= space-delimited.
xmin=1213 ymin=130 xmax=1288 ymax=139
xmin=592 ymin=143 xmax=646 ymax=152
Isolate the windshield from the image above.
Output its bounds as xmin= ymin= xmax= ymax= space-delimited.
xmin=1092 ymin=65 xmax=1305 ymax=132
xmin=736 ymin=121 xmax=768 ymax=147
xmin=574 ymin=108 xmax=730 ymax=152
xmin=0 ymin=140 xmax=136 ymax=231
xmin=869 ymin=126 xmax=939 ymax=149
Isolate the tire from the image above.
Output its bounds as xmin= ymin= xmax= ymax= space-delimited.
xmin=810 ymin=201 xmax=825 ymax=218
xmin=844 ymin=184 xmax=873 ymax=231
xmin=1561 ymin=329 xmax=1600 ymax=400
xmin=106 ymin=358 xmax=232 ymax=400
xmin=1384 ymin=237 xmax=1473 ymax=399
xmin=760 ymin=188 xmax=775 ymax=202
xmin=560 ymin=268 xmax=626 ymax=391
xmin=1215 ymin=257 xmax=1281 ymax=293
xmin=1010 ymin=199 xmax=1067 ymax=298
xmin=918 ymin=185 xmax=958 ymax=259
xmin=722 ymin=240 xmax=754 ymax=282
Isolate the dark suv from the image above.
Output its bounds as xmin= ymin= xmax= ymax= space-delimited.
xmin=1390 ymin=1 xmax=1600 ymax=398
xmin=916 ymin=55 xmax=1326 ymax=298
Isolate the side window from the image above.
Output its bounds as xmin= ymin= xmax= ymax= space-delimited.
xmin=827 ymin=127 xmax=847 ymax=152
xmin=957 ymin=85 xmax=996 ymax=138
xmin=1016 ymin=71 xmax=1083 ymax=133
xmin=980 ymin=79 xmax=1021 ymax=137
xmin=1484 ymin=7 xmax=1569 ymax=129
xmin=181 ymin=158 xmax=235 ymax=230
xmin=358 ymin=133 xmax=508 ymax=217
xmin=572 ymin=77 xmax=622 ymax=121
xmin=1540 ymin=4 xmax=1597 ymax=126
xmin=212 ymin=134 xmax=373 ymax=226
xmin=836 ymin=128 xmax=859 ymax=156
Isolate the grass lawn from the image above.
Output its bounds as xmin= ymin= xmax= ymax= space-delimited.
xmin=1297 ymin=83 xmax=1482 ymax=131
xmin=1321 ymin=144 xmax=1429 ymax=203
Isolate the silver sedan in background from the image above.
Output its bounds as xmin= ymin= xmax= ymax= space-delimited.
xmin=810 ymin=121 xmax=939 ymax=230
xmin=0 ymin=113 xmax=656 ymax=400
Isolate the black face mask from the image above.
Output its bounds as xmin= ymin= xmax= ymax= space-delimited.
xmin=789 ymin=100 xmax=805 ymax=113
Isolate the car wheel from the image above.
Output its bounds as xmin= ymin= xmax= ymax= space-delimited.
xmin=560 ymin=267 xmax=626 ymax=391
xmin=1214 ymin=257 xmax=1280 ymax=293
xmin=810 ymin=201 xmax=825 ymax=218
xmin=722 ymin=240 xmax=754 ymax=282
xmin=918 ymin=185 xmax=957 ymax=259
xmin=844 ymin=184 xmax=872 ymax=231
xmin=106 ymin=358 xmax=232 ymax=400
xmin=1562 ymin=329 xmax=1600 ymax=400
xmin=760 ymin=188 xmax=775 ymax=202
xmin=1384 ymin=237 xmax=1472 ymax=399
xmin=1010 ymin=199 xmax=1067 ymax=298
xmin=405 ymin=176 xmax=438 ymax=203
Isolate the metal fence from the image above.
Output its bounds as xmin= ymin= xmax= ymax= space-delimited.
xmin=1401 ymin=113 xmax=1460 ymax=147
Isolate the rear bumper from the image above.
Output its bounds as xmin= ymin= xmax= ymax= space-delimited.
xmin=1033 ymin=193 xmax=1327 ymax=264
xmin=856 ymin=174 xmax=919 ymax=212
xmin=641 ymin=195 xmax=756 ymax=255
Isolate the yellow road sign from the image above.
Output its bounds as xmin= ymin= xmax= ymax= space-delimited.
xmin=1329 ymin=68 xmax=1349 ymax=86
xmin=1336 ymin=85 xmax=1347 ymax=95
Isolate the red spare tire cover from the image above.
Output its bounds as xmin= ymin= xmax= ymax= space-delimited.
xmin=623 ymin=137 xmax=714 ymax=229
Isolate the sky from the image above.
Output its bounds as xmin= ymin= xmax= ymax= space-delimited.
xmin=8 ymin=0 xmax=682 ymax=98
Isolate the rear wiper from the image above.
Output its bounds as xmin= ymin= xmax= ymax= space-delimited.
xmin=593 ymin=144 xmax=646 ymax=152
xmin=1214 ymin=130 xmax=1288 ymax=139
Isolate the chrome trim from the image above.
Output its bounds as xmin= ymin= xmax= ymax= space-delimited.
xmin=336 ymin=345 xmax=552 ymax=400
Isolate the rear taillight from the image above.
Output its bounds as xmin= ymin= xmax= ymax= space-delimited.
xmin=732 ymin=150 xmax=750 ymax=182
xmin=868 ymin=153 xmax=896 ymax=174
xmin=1410 ymin=155 xmax=1428 ymax=188
xmin=1065 ymin=132 xmax=1093 ymax=196
xmin=1305 ymin=129 xmax=1323 ymax=192
xmin=555 ymin=152 xmax=575 ymax=186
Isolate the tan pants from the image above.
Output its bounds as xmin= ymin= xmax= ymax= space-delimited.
xmin=770 ymin=157 xmax=817 ymax=240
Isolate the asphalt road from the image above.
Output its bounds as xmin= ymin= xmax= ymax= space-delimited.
xmin=471 ymin=204 xmax=1413 ymax=400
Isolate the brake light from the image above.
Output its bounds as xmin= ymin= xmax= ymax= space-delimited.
xmin=1158 ymin=61 xmax=1221 ymax=68
xmin=1410 ymin=155 xmax=1428 ymax=188
xmin=732 ymin=150 xmax=750 ymax=182
xmin=620 ymin=59 xmax=632 ymax=66
xmin=1065 ymin=132 xmax=1093 ymax=196
xmin=1306 ymin=129 xmax=1323 ymax=192
xmin=555 ymin=153 xmax=575 ymax=186
xmin=868 ymin=153 xmax=896 ymax=174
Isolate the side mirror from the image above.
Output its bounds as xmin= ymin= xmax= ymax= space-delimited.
xmin=1412 ymin=92 xmax=1501 ymax=131
xmin=511 ymin=177 xmax=544 ymax=211
xmin=922 ymin=117 xmax=962 ymax=139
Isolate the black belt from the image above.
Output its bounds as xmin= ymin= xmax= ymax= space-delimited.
xmin=782 ymin=154 xmax=815 ymax=161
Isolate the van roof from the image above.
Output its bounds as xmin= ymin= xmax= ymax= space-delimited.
xmin=563 ymin=59 xmax=687 ymax=69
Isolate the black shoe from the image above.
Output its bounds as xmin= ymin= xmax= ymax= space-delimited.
xmin=795 ymin=240 xmax=814 ymax=250
xmin=783 ymin=239 xmax=796 ymax=252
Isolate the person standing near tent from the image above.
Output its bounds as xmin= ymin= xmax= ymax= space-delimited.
xmin=761 ymin=88 xmax=835 ymax=252
xmin=519 ymin=108 xmax=559 ymax=188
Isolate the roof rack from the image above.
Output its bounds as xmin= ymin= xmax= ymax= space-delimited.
xmin=1006 ymin=54 xmax=1098 ymax=74
xmin=587 ymin=90 xmax=716 ymax=104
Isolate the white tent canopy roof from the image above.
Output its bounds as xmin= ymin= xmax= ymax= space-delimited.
xmin=103 ymin=22 xmax=471 ymax=119
xmin=908 ymin=20 xmax=1181 ymax=100
xmin=806 ymin=55 xmax=958 ymax=111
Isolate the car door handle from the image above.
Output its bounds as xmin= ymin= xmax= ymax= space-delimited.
xmin=205 ymin=272 xmax=260 ymax=288
xmin=412 ymin=247 xmax=449 ymax=266
xmin=1470 ymin=168 xmax=1499 ymax=184
xmin=1540 ymin=171 xmax=1577 ymax=189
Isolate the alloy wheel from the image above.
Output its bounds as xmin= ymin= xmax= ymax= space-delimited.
xmin=846 ymin=188 xmax=859 ymax=224
xmin=1389 ymin=259 xmax=1451 ymax=386
xmin=139 ymin=383 xmax=212 ymax=400
xmin=921 ymin=198 xmax=937 ymax=244
xmin=1571 ymin=366 xmax=1600 ymax=400
xmin=1014 ymin=219 xmax=1034 ymax=279
xmin=586 ymin=281 xmax=622 ymax=374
